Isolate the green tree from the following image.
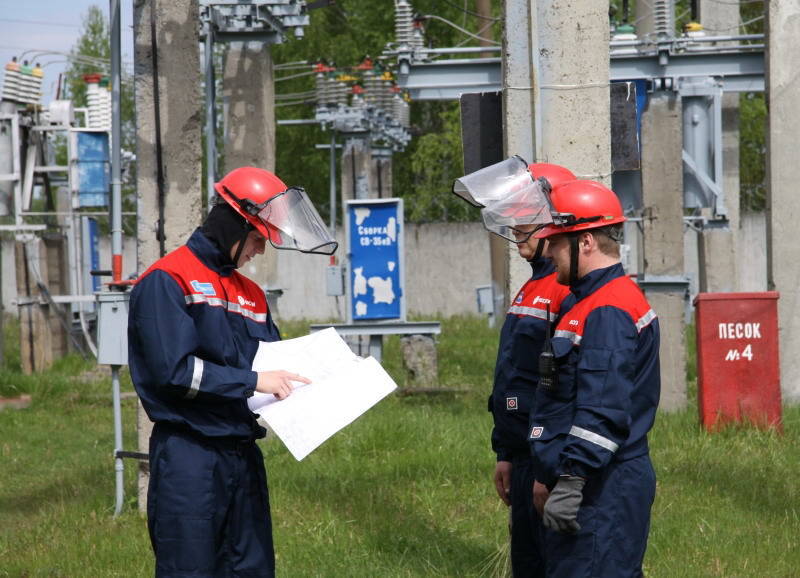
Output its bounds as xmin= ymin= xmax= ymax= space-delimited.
xmin=270 ymin=0 xmax=501 ymax=223
xmin=62 ymin=5 xmax=137 ymax=233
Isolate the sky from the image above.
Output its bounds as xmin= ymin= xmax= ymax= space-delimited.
xmin=0 ymin=0 xmax=134 ymax=105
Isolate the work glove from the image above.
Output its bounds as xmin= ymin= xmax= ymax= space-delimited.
xmin=542 ymin=475 xmax=586 ymax=534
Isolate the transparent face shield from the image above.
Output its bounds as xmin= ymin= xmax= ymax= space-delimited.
xmin=479 ymin=178 xmax=555 ymax=242
xmin=452 ymin=155 xmax=532 ymax=207
xmin=256 ymin=187 xmax=339 ymax=255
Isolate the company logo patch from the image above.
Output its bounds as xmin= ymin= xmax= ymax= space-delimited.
xmin=190 ymin=280 xmax=216 ymax=296
xmin=568 ymin=319 xmax=580 ymax=326
xmin=238 ymin=295 xmax=256 ymax=308
xmin=506 ymin=397 xmax=518 ymax=411
xmin=533 ymin=296 xmax=551 ymax=305
xmin=530 ymin=426 xmax=544 ymax=439
xmin=515 ymin=291 xmax=524 ymax=304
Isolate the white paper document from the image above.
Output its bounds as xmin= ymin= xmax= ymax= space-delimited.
xmin=248 ymin=328 xmax=397 ymax=460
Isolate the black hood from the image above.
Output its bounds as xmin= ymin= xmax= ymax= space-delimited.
xmin=200 ymin=203 xmax=254 ymax=267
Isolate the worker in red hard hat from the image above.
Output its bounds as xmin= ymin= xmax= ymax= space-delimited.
xmin=128 ymin=166 xmax=336 ymax=577
xmin=528 ymin=179 xmax=660 ymax=577
xmin=454 ymin=158 xmax=575 ymax=577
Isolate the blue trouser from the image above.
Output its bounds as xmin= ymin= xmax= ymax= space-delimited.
xmin=148 ymin=424 xmax=275 ymax=577
xmin=543 ymin=454 xmax=656 ymax=578
xmin=510 ymin=454 xmax=546 ymax=578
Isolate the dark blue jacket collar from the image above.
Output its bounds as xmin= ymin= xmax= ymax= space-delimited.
xmin=187 ymin=228 xmax=237 ymax=277
xmin=570 ymin=262 xmax=626 ymax=301
xmin=529 ymin=257 xmax=556 ymax=281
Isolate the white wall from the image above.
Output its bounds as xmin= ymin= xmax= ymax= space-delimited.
xmin=242 ymin=221 xmax=494 ymax=321
xmin=2 ymin=214 xmax=769 ymax=321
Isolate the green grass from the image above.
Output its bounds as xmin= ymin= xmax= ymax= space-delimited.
xmin=1 ymin=315 xmax=799 ymax=576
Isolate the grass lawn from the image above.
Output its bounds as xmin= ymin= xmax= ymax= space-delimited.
xmin=1 ymin=315 xmax=798 ymax=576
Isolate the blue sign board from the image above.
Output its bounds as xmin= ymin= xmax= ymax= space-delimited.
xmin=346 ymin=199 xmax=404 ymax=321
xmin=75 ymin=131 xmax=110 ymax=207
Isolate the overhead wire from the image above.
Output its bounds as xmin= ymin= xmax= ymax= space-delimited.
xmin=423 ymin=14 xmax=501 ymax=45
xmin=437 ymin=0 xmax=501 ymax=21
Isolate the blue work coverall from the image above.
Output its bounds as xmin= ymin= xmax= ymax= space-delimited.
xmin=529 ymin=263 xmax=660 ymax=577
xmin=128 ymin=229 xmax=280 ymax=577
xmin=491 ymin=259 xmax=570 ymax=577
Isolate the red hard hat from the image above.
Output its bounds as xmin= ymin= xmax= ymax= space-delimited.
xmin=528 ymin=163 xmax=576 ymax=190
xmin=214 ymin=166 xmax=288 ymax=243
xmin=534 ymin=179 xmax=625 ymax=239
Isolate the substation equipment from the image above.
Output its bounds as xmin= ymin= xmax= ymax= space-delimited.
xmin=386 ymin=0 xmax=764 ymax=305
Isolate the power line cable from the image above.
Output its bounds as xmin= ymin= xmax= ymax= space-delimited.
xmin=0 ymin=17 xmax=81 ymax=28
xmin=437 ymin=0 xmax=500 ymax=21
xmin=424 ymin=14 xmax=501 ymax=45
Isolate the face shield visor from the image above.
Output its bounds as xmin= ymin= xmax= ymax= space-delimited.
xmin=479 ymin=177 xmax=555 ymax=242
xmin=452 ymin=155 xmax=533 ymax=208
xmin=253 ymin=187 xmax=338 ymax=255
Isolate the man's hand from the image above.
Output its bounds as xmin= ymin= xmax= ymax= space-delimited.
xmin=542 ymin=475 xmax=586 ymax=534
xmin=256 ymin=370 xmax=311 ymax=400
xmin=533 ymin=480 xmax=550 ymax=517
xmin=493 ymin=461 xmax=512 ymax=506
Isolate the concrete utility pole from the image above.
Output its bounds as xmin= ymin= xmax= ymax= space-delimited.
xmin=223 ymin=42 xmax=276 ymax=173
xmin=341 ymin=137 xmax=379 ymax=201
xmin=697 ymin=0 xmax=740 ymax=292
xmin=222 ymin=41 xmax=279 ymax=291
xmin=133 ymin=0 xmax=204 ymax=509
xmin=502 ymin=0 xmax=534 ymax=300
xmin=636 ymin=0 xmax=687 ymax=411
xmin=766 ymin=2 xmax=800 ymax=403
xmin=640 ymin=94 xmax=686 ymax=411
xmin=505 ymin=0 xmax=611 ymax=294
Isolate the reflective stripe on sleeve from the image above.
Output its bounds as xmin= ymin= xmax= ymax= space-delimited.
xmin=185 ymin=356 xmax=203 ymax=399
xmin=507 ymin=305 xmax=558 ymax=322
xmin=569 ymin=425 xmax=619 ymax=453
xmin=636 ymin=309 xmax=657 ymax=332
xmin=554 ymin=329 xmax=582 ymax=345
xmin=184 ymin=294 xmax=268 ymax=322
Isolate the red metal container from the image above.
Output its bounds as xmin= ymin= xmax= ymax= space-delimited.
xmin=693 ymin=292 xmax=782 ymax=432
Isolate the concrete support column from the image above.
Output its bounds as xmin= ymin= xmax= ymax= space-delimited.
xmin=766 ymin=2 xmax=800 ymax=403
xmin=222 ymin=41 xmax=278 ymax=291
xmin=697 ymin=0 xmax=741 ymax=292
xmin=134 ymin=0 xmax=204 ymax=510
xmin=372 ymin=153 xmax=393 ymax=198
xmin=641 ymin=94 xmax=687 ymax=411
xmin=505 ymin=0 xmax=612 ymax=293
xmin=222 ymin=42 xmax=276 ymax=173
xmin=341 ymin=137 xmax=374 ymax=201
xmin=503 ymin=0 xmax=535 ymax=300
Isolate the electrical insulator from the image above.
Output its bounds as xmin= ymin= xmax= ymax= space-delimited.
xmin=653 ymin=0 xmax=674 ymax=39
xmin=315 ymin=72 xmax=328 ymax=106
xmin=393 ymin=94 xmax=410 ymax=128
xmin=1 ymin=57 xmax=21 ymax=103
xmin=18 ymin=61 xmax=36 ymax=104
xmin=336 ymin=82 xmax=349 ymax=106
xmin=395 ymin=0 xmax=414 ymax=48
xmin=85 ymin=74 xmax=112 ymax=130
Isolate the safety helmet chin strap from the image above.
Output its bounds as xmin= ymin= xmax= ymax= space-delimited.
xmin=231 ymin=223 xmax=255 ymax=268
xmin=569 ymin=234 xmax=580 ymax=286
xmin=531 ymin=239 xmax=545 ymax=263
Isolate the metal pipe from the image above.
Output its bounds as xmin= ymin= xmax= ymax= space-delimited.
xmin=385 ymin=46 xmax=502 ymax=56
xmin=109 ymin=0 xmax=123 ymax=282
xmin=329 ymin=130 xmax=336 ymax=237
xmin=112 ymin=364 xmax=124 ymax=516
xmin=204 ymin=25 xmax=217 ymax=211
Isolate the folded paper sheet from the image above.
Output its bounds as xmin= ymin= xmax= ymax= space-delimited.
xmin=248 ymin=328 xmax=397 ymax=460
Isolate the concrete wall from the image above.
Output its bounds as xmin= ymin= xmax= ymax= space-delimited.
xmin=0 ymin=215 xmax=769 ymax=320
xmin=243 ymin=221 xmax=493 ymax=322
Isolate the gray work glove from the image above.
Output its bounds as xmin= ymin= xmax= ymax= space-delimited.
xmin=542 ymin=475 xmax=586 ymax=534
